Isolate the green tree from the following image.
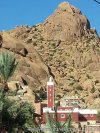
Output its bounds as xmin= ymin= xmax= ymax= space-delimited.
xmin=0 ymin=52 xmax=41 ymax=133
xmin=0 ymin=51 xmax=18 ymax=132
xmin=1 ymin=96 xmax=38 ymax=133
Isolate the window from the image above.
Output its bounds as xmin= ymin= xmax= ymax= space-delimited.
xmin=50 ymin=94 xmax=51 ymax=96
xmin=61 ymin=114 xmax=65 ymax=118
xmin=85 ymin=114 xmax=88 ymax=117
xmin=90 ymin=114 xmax=93 ymax=117
xmin=87 ymin=122 xmax=90 ymax=125
xmin=50 ymin=99 xmax=51 ymax=102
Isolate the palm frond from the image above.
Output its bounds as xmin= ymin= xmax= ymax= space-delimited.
xmin=46 ymin=105 xmax=72 ymax=133
xmin=46 ymin=111 xmax=55 ymax=133
xmin=0 ymin=52 xmax=18 ymax=84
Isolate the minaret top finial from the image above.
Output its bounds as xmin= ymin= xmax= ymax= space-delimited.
xmin=49 ymin=77 xmax=53 ymax=82
xmin=47 ymin=76 xmax=54 ymax=85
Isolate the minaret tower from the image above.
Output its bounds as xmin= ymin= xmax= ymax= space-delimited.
xmin=47 ymin=77 xmax=54 ymax=109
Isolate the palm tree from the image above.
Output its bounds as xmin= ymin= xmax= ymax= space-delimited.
xmin=0 ymin=52 xmax=41 ymax=133
xmin=0 ymin=52 xmax=18 ymax=132
xmin=46 ymin=104 xmax=72 ymax=133
xmin=0 ymin=52 xmax=18 ymax=96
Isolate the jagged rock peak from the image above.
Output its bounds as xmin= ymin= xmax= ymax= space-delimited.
xmin=58 ymin=2 xmax=81 ymax=14
xmin=42 ymin=2 xmax=90 ymax=41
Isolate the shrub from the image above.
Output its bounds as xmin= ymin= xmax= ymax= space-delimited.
xmin=51 ymin=43 xmax=56 ymax=48
xmin=90 ymin=87 xmax=95 ymax=93
xmin=33 ymin=41 xmax=37 ymax=46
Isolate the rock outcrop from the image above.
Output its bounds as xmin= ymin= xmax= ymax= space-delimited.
xmin=0 ymin=32 xmax=50 ymax=90
xmin=42 ymin=2 xmax=90 ymax=41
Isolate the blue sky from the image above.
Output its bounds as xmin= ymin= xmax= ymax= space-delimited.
xmin=0 ymin=0 xmax=100 ymax=35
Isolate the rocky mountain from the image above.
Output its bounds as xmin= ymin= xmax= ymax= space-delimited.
xmin=0 ymin=2 xmax=100 ymax=108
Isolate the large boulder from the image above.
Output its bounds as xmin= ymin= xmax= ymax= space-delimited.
xmin=0 ymin=32 xmax=50 ymax=90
